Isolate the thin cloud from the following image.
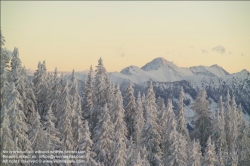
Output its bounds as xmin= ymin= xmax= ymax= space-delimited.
xmin=241 ymin=53 xmax=244 ymax=57
xmin=212 ymin=45 xmax=226 ymax=54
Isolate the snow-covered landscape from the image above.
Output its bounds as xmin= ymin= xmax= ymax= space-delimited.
xmin=1 ymin=29 xmax=250 ymax=166
xmin=1 ymin=1 xmax=250 ymax=165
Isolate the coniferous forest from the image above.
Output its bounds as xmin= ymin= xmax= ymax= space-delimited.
xmin=1 ymin=32 xmax=250 ymax=166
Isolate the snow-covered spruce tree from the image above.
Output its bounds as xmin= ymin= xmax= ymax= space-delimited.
xmin=77 ymin=120 xmax=98 ymax=166
xmin=211 ymin=96 xmax=227 ymax=154
xmin=28 ymin=110 xmax=48 ymax=151
xmin=140 ymin=80 xmax=162 ymax=166
xmin=92 ymin=57 xmax=111 ymax=132
xmin=92 ymin=104 xmax=114 ymax=165
xmin=48 ymin=67 xmax=61 ymax=122
xmin=0 ymin=106 xmax=15 ymax=152
xmin=123 ymin=82 xmax=137 ymax=138
xmin=141 ymin=92 xmax=147 ymax=120
xmin=10 ymin=50 xmax=37 ymax=129
xmin=6 ymin=83 xmax=32 ymax=152
xmin=163 ymin=119 xmax=188 ymax=166
xmin=226 ymin=96 xmax=238 ymax=158
xmin=82 ymin=65 xmax=94 ymax=120
xmin=21 ymin=67 xmax=37 ymax=126
xmin=224 ymin=90 xmax=233 ymax=153
xmin=110 ymin=84 xmax=128 ymax=166
xmin=43 ymin=107 xmax=61 ymax=151
xmin=203 ymin=137 xmax=218 ymax=166
xmin=161 ymin=99 xmax=176 ymax=154
xmin=33 ymin=60 xmax=50 ymax=119
xmin=69 ymin=69 xmax=83 ymax=149
xmin=237 ymin=120 xmax=250 ymax=165
xmin=0 ymin=30 xmax=10 ymax=68
xmin=111 ymin=137 xmax=128 ymax=166
xmin=57 ymin=80 xmax=74 ymax=151
xmin=191 ymin=89 xmax=212 ymax=154
xmin=157 ymin=96 xmax=165 ymax=129
xmin=188 ymin=140 xmax=202 ymax=166
xmin=0 ymin=62 xmax=9 ymax=109
xmin=126 ymin=136 xmax=136 ymax=166
xmin=133 ymin=92 xmax=145 ymax=147
xmin=176 ymin=87 xmax=190 ymax=142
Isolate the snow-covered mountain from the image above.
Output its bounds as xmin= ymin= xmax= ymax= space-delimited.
xmin=109 ymin=57 xmax=230 ymax=84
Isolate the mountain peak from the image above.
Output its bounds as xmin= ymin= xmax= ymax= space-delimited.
xmin=141 ymin=57 xmax=176 ymax=71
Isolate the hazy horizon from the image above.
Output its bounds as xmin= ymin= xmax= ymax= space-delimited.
xmin=2 ymin=1 xmax=250 ymax=73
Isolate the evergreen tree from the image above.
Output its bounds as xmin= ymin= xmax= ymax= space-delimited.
xmin=57 ymin=80 xmax=74 ymax=151
xmin=157 ymin=96 xmax=166 ymax=130
xmin=110 ymin=84 xmax=128 ymax=166
xmin=82 ymin=65 xmax=94 ymax=120
xmin=0 ymin=31 xmax=10 ymax=67
xmin=126 ymin=137 xmax=136 ymax=166
xmin=133 ymin=92 xmax=145 ymax=146
xmin=0 ymin=106 xmax=15 ymax=152
xmin=203 ymin=137 xmax=217 ymax=166
xmin=124 ymin=82 xmax=137 ymax=138
xmin=163 ymin=126 xmax=188 ymax=166
xmin=176 ymin=87 xmax=190 ymax=142
xmin=28 ymin=111 xmax=48 ymax=151
xmin=6 ymin=83 xmax=32 ymax=152
xmin=43 ymin=107 xmax=61 ymax=151
xmin=162 ymin=99 xmax=176 ymax=154
xmin=69 ymin=69 xmax=83 ymax=149
xmin=237 ymin=120 xmax=250 ymax=165
xmin=191 ymin=89 xmax=212 ymax=154
xmin=48 ymin=67 xmax=61 ymax=122
xmin=92 ymin=104 xmax=114 ymax=165
xmin=211 ymin=97 xmax=227 ymax=153
xmin=92 ymin=58 xmax=111 ymax=132
xmin=33 ymin=60 xmax=50 ymax=119
xmin=188 ymin=140 xmax=202 ymax=166
xmin=78 ymin=120 xmax=98 ymax=166
xmin=140 ymin=80 xmax=162 ymax=166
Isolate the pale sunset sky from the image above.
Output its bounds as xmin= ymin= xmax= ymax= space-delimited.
xmin=1 ymin=1 xmax=250 ymax=73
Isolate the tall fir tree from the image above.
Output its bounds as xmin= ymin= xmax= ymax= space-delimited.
xmin=110 ymin=84 xmax=128 ymax=166
xmin=92 ymin=58 xmax=111 ymax=132
xmin=176 ymin=87 xmax=190 ymax=142
xmin=28 ymin=111 xmax=48 ymax=151
xmin=77 ymin=120 xmax=98 ymax=166
xmin=6 ymin=83 xmax=32 ymax=152
xmin=140 ymin=80 xmax=162 ymax=166
xmin=162 ymin=122 xmax=188 ymax=166
xmin=92 ymin=104 xmax=114 ymax=166
xmin=188 ymin=140 xmax=202 ymax=166
xmin=33 ymin=60 xmax=50 ymax=119
xmin=133 ymin=92 xmax=145 ymax=147
xmin=43 ymin=107 xmax=61 ymax=151
xmin=203 ymin=137 xmax=217 ymax=166
xmin=57 ymin=80 xmax=74 ymax=151
xmin=123 ymin=82 xmax=137 ymax=138
xmin=69 ymin=69 xmax=83 ymax=149
xmin=82 ymin=65 xmax=94 ymax=120
xmin=191 ymin=89 xmax=212 ymax=154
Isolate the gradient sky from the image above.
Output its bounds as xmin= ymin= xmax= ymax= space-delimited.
xmin=1 ymin=1 xmax=250 ymax=73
